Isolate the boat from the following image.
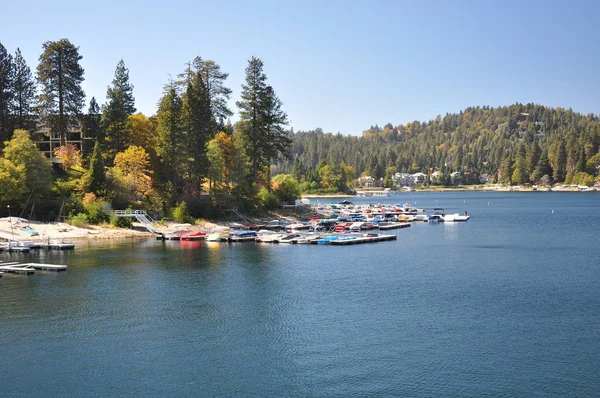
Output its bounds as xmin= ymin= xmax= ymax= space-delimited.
xmin=296 ymin=233 xmax=323 ymax=244
xmin=428 ymin=208 xmax=444 ymax=223
xmin=206 ymin=230 xmax=229 ymax=242
xmin=442 ymin=212 xmax=470 ymax=222
xmin=286 ymin=223 xmax=311 ymax=232
xmin=349 ymin=222 xmax=364 ymax=231
xmin=180 ymin=231 xmax=206 ymax=241
xmin=163 ymin=231 xmax=190 ymax=240
xmin=334 ymin=223 xmax=351 ymax=232
xmin=279 ymin=233 xmax=302 ymax=244
xmin=229 ymin=230 xmax=258 ymax=242
xmin=316 ymin=236 xmax=339 ymax=244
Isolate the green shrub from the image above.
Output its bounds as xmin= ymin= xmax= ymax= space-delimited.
xmin=109 ymin=216 xmax=133 ymax=228
xmin=171 ymin=202 xmax=194 ymax=224
xmin=257 ymin=187 xmax=279 ymax=210
xmin=68 ymin=212 xmax=89 ymax=228
xmin=272 ymin=174 xmax=301 ymax=203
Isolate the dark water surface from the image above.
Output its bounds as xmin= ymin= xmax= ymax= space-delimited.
xmin=1 ymin=192 xmax=600 ymax=397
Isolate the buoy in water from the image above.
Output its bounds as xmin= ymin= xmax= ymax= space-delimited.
xmin=552 ymin=209 xmax=555 ymax=214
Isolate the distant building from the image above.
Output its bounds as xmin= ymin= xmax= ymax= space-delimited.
xmin=358 ymin=176 xmax=381 ymax=188
xmin=412 ymin=172 xmax=427 ymax=185
xmin=393 ymin=172 xmax=414 ymax=186
xmin=479 ymin=173 xmax=491 ymax=184
xmin=9 ymin=116 xmax=98 ymax=163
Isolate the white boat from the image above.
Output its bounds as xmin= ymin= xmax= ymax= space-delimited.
xmin=279 ymin=233 xmax=302 ymax=244
xmin=258 ymin=232 xmax=286 ymax=243
xmin=442 ymin=212 xmax=470 ymax=222
xmin=349 ymin=222 xmax=364 ymax=231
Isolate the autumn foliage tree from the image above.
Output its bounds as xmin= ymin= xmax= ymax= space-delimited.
xmin=113 ymin=145 xmax=153 ymax=200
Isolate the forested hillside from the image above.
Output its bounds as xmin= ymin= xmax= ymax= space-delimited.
xmin=274 ymin=103 xmax=600 ymax=188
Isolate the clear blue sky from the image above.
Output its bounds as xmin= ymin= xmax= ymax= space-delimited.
xmin=2 ymin=0 xmax=599 ymax=135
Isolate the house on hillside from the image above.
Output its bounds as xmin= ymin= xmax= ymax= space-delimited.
xmin=358 ymin=176 xmax=381 ymax=188
xmin=393 ymin=173 xmax=413 ymax=186
xmin=412 ymin=172 xmax=427 ymax=185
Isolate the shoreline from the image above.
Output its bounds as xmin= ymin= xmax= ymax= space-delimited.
xmin=1 ymin=185 xmax=596 ymax=243
xmin=303 ymin=184 xmax=597 ymax=198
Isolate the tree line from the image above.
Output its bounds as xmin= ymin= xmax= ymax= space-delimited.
xmin=0 ymin=39 xmax=292 ymax=222
xmin=273 ymin=104 xmax=600 ymax=188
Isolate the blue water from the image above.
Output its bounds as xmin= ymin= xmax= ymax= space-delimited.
xmin=1 ymin=192 xmax=599 ymax=397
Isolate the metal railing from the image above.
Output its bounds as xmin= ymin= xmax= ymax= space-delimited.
xmin=107 ymin=210 xmax=161 ymax=234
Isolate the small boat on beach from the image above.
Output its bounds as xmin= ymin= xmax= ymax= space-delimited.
xmin=180 ymin=231 xmax=207 ymax=241
xmin=229 ymin=230 xmax=258 ymax=242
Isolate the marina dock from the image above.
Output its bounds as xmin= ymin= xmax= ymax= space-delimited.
xmin=378 ymin=223 xmax=411 ymax=230
xmin=0 ymin=261 xmax=68 ymax=275
xmin=329 ymin=234 xmax=397 ymax=245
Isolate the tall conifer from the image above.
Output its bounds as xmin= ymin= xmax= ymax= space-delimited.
xmin=0 ymin=42 xmax=14 ymax=145
xmin=102 ymin=60 xmax=136 ymax=160
xmin=11 ymin=48 xmax=37 ymax=131
xmin=37 ymin=39 xmax=85 ymax=146
xmin=236 ymin=57 xmax=290 ymax=182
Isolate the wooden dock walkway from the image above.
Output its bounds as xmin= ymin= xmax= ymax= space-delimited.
xmin=378 ymin=223 xmax=411 ymax=230
xmin=329 ymin=234 xmax=397 ymax=245
xmin=0 ymin=261 xmax=68 ymax=275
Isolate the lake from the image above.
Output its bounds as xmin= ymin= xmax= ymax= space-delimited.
xmin=1 ymin=191 xmax=599 ymax=397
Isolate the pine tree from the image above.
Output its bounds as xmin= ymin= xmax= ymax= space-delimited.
xmin=532 ymin=149 xmax=552 ymax=183
xmin=11 ymin=48 xmax=37 ymax=131
xmin=156 ymin=82 xmax=185 ymax=203
xmin=511 ymin=142 xmax=528 ymax=184
xmin=85 ymin=141 xmax=105 ymax=194
xmin=182 ymin=66 xmax=211 ymax=192
xmin=0 ymin=42 xmax=14 ymax=145
xmin=102 ymin=60 xmax=136 ymax=160
xmin=178 ymin=57 xmax=232 ymax=193
xmin=37 ymin=39 xmax=85 ymax=146
xmin=236 ymin=57 xmax=290 ymax=182
xmin=82 ymin=97 xmax=102 ymax=159
xmin=526 ymin=138 xmax=541 ymax=178
xmin=552 ymin=140 xmax=567 ymax=182
xmin=191 ymin=57 xmax=232 ymax=128
xmin=499 ymin=154 xmax=513 ymax=185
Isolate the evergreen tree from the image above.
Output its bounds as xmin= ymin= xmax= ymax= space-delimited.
xmin=191 ymin=57 xmax=232 ymax=127
xmin=156 ymin=82 xmax=185 ymax=203
xmin=178 ymin=57 xmax=232 ymax=192
xmin=532 ymin=149 xmax=552 ymax=183
xmin=11 ymin=48 xmax=37 ymax=131
xmin=85 ymin=141 xmax=105 ymax=194
xmin=0 ymin=42 xmax=14 ymax=145
xmin=37 ymin=39 xmax=85 ymax=146
xmin=511 ymin=142 xmax=528 ymax=184
xmin=82 ymin=97 xmax=102 ymax=158
xmin=182 ymin=65 xmax=212 ymax=192
xmin=102 ymin=60 xmax=136 ymax=161
xmin=499 ymin=154 xmax=513 ymax=185
xmin=236 ymin=57 xmax=291 ymax=182
xmin=552 ymin=140 xmax=567 ymax=182
xmin=526 ymin=138 xmax=541 ymax=178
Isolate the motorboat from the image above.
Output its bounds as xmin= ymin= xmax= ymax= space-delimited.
xmin=180 ymin=231 xmax=206 ymax=241
xmin=279 ymin=233 xmax=302 ymax=244
xmin=229 ymin=230 xmax=258 ymax=242
xmin=442 ymin=212 xmax=470 ymax=222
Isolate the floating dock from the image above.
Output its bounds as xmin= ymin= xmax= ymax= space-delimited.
xmin=43 ymin=242 xmax=75 ymax=250
xmin=378 ymin=223 xmax=411 ymax=230
xmin=329 ymin=234 xmax=397 ymax=245
xmin=0 ymin=261 xmax=68 ymax=275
